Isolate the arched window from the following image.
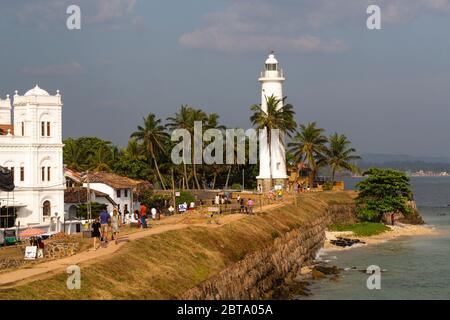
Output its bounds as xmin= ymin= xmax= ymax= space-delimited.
xmin=43 ymin=201 xmax=51 ymax=216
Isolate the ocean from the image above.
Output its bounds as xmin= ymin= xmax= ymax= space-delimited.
xmin=300 ymin=176 xmax=450 ymax=300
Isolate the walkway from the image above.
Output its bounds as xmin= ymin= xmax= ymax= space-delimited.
xmin=0 ymin=201 xmax=285 ymax=288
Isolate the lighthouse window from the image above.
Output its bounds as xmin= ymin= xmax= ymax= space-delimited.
xmin=265 ymin=63 xmax=277 ymax=71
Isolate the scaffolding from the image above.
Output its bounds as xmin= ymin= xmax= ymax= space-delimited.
xmin=0 ymin=166 xmax=16 ymax=245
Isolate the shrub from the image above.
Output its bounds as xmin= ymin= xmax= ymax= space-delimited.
xmin=322 ymin=182 xmax=333 ymax=191
xmin=231 ymin=183 xmax=242 ymax=190
xmin=175 ymin=191 xmax=195 ymax=206
xmin=356 ymin=168 xmax=413 ymax=222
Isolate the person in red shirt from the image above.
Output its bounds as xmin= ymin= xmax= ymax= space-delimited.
xmin=140 ymin=203 xmax=148 ymax=229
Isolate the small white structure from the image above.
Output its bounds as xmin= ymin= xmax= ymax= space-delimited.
xmin=0 ymin=85 xmax=65 ymax=229
xmin=83 ymin=172 xmax=141 ymax=215
xmin=257 ymin=53 xmax=288 ymax=191
xmin=64 ymin=187 xmax=117 ymax=219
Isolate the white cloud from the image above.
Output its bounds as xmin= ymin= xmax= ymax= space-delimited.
xmin=179 ymin=0 xmax=450 ymax=53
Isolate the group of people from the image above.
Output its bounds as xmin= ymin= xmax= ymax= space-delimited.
xmin=237 ymin=195 xmax=255 ymax=214
xmin=91 ymin=208 xmax=122 ymax=250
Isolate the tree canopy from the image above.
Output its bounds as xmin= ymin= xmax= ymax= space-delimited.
xmin=356 ymin=168 xmax=413 ymax=222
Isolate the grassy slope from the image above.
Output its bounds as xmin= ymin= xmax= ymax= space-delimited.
xmin=1 ymin=192 xmax=353 ymax=300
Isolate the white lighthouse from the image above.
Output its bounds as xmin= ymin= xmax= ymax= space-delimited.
xmin=256 ymin=53 xmax=288 ymax=192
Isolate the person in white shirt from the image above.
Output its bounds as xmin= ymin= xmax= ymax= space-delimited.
xmin=151 ymin=207 xmax=157 ymax=220
xmin=168 ymin=205 xmax=175 ymax=215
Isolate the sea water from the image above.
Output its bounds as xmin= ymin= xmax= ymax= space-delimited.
xmin=299 ymin=176 xmax=450 ymax=300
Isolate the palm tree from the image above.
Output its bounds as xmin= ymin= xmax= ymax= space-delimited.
xmin=324 ymin=133 xmax=361 ymax=183
xmin=131 ymin=113 xmax=168 ymax=190
xmin=123 ymin=138 xmax=146 ymax=162
xmin=167 ymin=105 xmax=192 ymax=189
xmin=250 ymin=94 xmax=296 ymax=187
xmin=88 ymin=144 xmax=112 ymax=172
xmin=167 ymin=106 xmax=223 ymax=189
xmin=64 ymin=138 xmax=89 ymax=171
xmin=288 ymin=122 xmax=328 ymax=186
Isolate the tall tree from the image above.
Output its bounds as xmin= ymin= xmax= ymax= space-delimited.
xmin=87 ymin=143 xmax=112 ymax=172
xmin=250 ymin=95 xmax=296 ymax=187
xmin=288 ymin=122 xmax=327 ymax=185
xmin=131 ymin=113 xmax=168 ymax=190
xmin=324 ymin=133 xmax=361 ymax=183
xmin=167 ymin=105 xmax=192 ymax=189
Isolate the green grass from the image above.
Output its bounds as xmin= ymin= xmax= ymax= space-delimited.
xmin=328 ymin=222 xmax=390 ymax=237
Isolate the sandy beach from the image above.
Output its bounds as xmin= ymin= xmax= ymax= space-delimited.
xmin=323 ymin=223 xmax=442 ymax=252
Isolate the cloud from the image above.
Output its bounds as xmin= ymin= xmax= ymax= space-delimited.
xmin=22 ymin=62 xmax=86 ymax=76
xmin=179 ymin=0 xmax=450 ymax=53
xmin=179 ymin=31 xmax=346 ymax=54
xmin=14 ymin=0 xmax=145 ymax=30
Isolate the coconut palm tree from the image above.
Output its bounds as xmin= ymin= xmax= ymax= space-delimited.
xmin=88 ymin=144 xmax=112 ymax=172
xmin=63 ymin=138 xmax=89 ymax=171
xmin=288 ymin=122 xmax=328 ymax=186
xmin=167 ymin=105 xmax=193 ymax=189
xmin=250 ymin=94 xmax=296 ymax=187
xmin=123 ymin=138 xmax=146 ymax=162
xmin=131 ymin=113 xmax=168 ymax=190
xmin=324 ymin=133 xmax=361 ymax=183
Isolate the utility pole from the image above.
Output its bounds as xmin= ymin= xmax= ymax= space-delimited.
xmin=171 ymin=169 xmax=176 ymax=213
xmin=242 ymin=168 xmax=245 ymax=190
xmin=86 ymin=170 xmax=92 ymax=228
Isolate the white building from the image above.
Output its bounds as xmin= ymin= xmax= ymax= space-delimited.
xmin=257 ymin=53 xmax=289 ymax=192
xmin=82 ymin=172 xmax=142 ymax=215
xmin=0 ymin=85 xmax=65 ymax=229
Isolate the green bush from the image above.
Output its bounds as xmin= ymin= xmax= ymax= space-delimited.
xmin=231 ymin=183 xmax=242 ymax=190
xmin=322 ymin=182 xmax=333 ymax=191
xmin=175 ymin=191 xmax=195 ymax=206
xmin=329 ymin=222 xmax=390 ymax=237
xmin=76 ymin=202 xmax=107 ymax=219
xmin=139 ymin=190 xmax=171 ymax=208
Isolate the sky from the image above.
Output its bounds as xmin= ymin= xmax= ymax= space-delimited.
xmin=0 ymin=0 xmax=450 ymax=157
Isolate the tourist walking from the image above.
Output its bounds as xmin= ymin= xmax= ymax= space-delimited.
xmin=111 ymin=209 xmax=122 ymax=245
xmin=239 ymin=197 xmax=245 ymax=213
xmin=247 ymin=199 xmax=254 ymax=214
xmin=91 ymin=217 xmax=101 ymax=250
xmin=151 ymin=207 xmax=157 ymax=220
xmin=99 ymin=208 xmax=111 ymax=244
xmin=140 ymin=203 xmax=148 ymax=229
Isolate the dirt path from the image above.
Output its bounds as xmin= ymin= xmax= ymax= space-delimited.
xmin=0 ymin=201 xmax=285 ymax=288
